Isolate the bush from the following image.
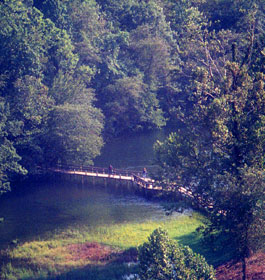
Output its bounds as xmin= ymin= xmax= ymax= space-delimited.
xmin=138 ymin=228 xmax=216 ymax=280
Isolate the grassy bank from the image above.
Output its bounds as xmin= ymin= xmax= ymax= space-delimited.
xmin=0 ymin=211 xmax=219 ymax=280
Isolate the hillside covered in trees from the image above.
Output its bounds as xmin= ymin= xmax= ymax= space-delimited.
xmin=0 ymin=1 xmax=264 ymax=279
xmin=0 ymin=0 xmax=264 ymax=193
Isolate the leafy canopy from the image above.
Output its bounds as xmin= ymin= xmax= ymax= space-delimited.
xmin=138 ymin=228 xmax=216 ymax=280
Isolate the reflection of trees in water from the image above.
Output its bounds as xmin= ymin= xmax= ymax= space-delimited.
xmin=94 ymin=127 xmax=176 ymax=169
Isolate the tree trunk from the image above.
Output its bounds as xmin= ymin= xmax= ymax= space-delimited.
xmin=242 ymin=257 xmax=247 ymax=280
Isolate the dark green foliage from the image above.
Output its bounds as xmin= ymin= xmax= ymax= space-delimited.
xmin=34 ymin=0 xmax=69 ymax=30
xmin=154 ymin=3 xmax=265 ymax=279
xmin=47 ymin=75 xmax=104 ymax=165
xmin=91 ymin=1 xmax=172 ymax=135
xmin=11 ymin=76 xmax=54 ymax=173
xmin=0 ymin=99 xmax=27 ymax=193
xmin=96 ymin=0 xmax=165 ymax=32
xmin=138 ymin=228 xmax=216 ymax=280
xmin=100 ymin=76 xmax=165 ymax=135
xmin=0 ymin=0 xmax=103 ymax=188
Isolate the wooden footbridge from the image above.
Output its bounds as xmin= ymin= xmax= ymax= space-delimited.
xmin=51 ymin=165 xmax=156 ymax=189
xmin=50 ymin=165 xmax=213 ymax=208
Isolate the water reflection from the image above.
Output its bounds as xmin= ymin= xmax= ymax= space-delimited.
xmin=94 ymin=127 xmax=175 ymax=170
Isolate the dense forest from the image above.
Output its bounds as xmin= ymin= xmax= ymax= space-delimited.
xmin=0 ymin=0 xmax=264 ymax=278
xmin=1 ymin=0 xmax=263 ymax=190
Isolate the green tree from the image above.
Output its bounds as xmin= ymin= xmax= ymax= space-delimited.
xmin=154 ymin=1 xmax=209 ymax=120
xmin=0 ymin=99 xmax=27 ymax=193
xmin=155 ymin=61 xmax=265 ymax=280
xmin=92 ymin=0 xmax=174 ymax=135
xmin=154 ymin=4 xmax=265 ymax=279
xmin=34 ymin=0 xmax=70 ymax=30
xmin=138 ymin=228 xmax=216 ymax=280
xmin=0 ymin=0 xmax=101 ymax=179
xmin=129 ymin=23 xmax=173 ymax=87
xmin=96 ymin=0 xmax=166 ymax=32
xmin=0 ymin=0 xmax=77 ymax=89
xmin=100 ymin=76 xmax=165 ymax=136
xmin=46 ymin=74 xmax=104 ymax=165
xmin=11 ymin=76 xmax=54 ymax=173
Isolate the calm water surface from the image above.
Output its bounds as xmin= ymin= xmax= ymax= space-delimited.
xmin=94 ymin=127 xmax=174 ymax=170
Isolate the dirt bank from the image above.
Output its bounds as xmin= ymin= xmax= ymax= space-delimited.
xmin=216 ymin=252 xmax=265 ymax=280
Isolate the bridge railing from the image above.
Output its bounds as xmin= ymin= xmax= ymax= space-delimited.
xmin=54 ymin=164 xmax=143 ymax=178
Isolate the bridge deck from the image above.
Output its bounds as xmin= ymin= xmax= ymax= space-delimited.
xmin=53 ymin=168 xmax=134 ymax=181
xmin=52 ymin=167 xmax=154 ymax=187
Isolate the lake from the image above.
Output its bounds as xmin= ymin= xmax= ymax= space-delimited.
xmin=0 ymin=127 xmax=177 ymax=250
